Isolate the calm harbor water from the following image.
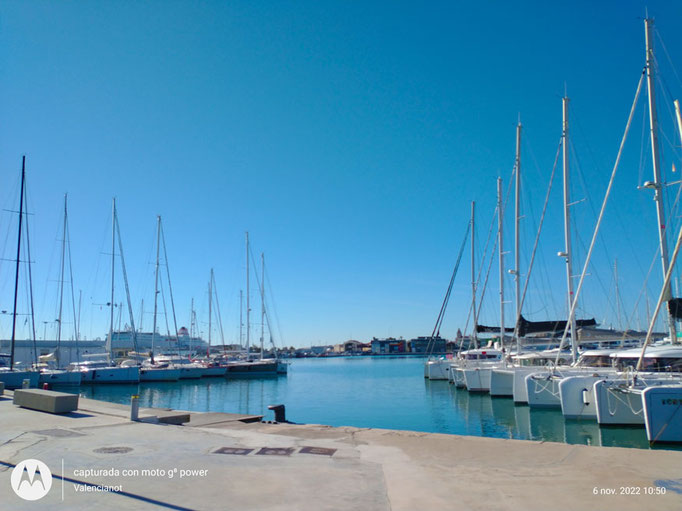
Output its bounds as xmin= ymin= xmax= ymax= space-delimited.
xmin=71 ymin=356 xmax=677 ymax=450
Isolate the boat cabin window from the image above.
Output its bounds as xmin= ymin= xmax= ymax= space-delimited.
xmin=615 ymin=357 xmax=682 ymax=372
xmin=576 ymin=355 xmax=612 ymax=368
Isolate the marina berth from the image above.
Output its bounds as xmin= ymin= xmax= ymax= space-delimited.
xmin=490 ymin=350 xmax=572 ymax=398
xmin=524 ymin=349 xmax=619 ymax=409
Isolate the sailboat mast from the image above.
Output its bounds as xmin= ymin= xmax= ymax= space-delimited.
xmin=10 ymin=156 xmax=26 ymax=371
xmin=497 ymin=177 xmax=505 ymax=348
xmin=208 ymin=268 xmax=213 ymax=357
xmin=56 ymin=194 xmax=67 ymax=367
xmin=108 ymin=198 xmax=116 ymax=358
xmin=471 ymin=201 xmax=477 ymax=348
xmin=239 ymin=289 xmax=243 ymax=347
xmin=246 ymin=231 xmax=250 ymax=355
xmin=152 ymin=215 xmax=161 ymax=356
xmin=514 ymin=121 xmax=522 ymax=354
xmin=562 ymin=97 xmax=578 ymax=361
xmin=645 ymin=18 xmax=677 ymax=342
xmin=260 ymin=253 xmax=265 ymax=360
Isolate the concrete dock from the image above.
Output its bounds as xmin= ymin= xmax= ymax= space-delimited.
xmin=1 ymin=390 xmax=681 ymax=510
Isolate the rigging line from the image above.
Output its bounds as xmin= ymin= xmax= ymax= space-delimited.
xmin=66 ymin=216 xmax=81 ymax=361
xmin=114 ymin=214 xmax=139 ymax=354
xmin=573 ymin=108 xmax=648 ymax=280
xmin=211 ymin=272 xmax=226 ymax=346
xmin=160 ymin=220 xmax=181 ymax=338
xmin=264 ymin=264 xmax=285 ymax=348
xmin=435 ymin=221 xmax=470 ymax=338
xmin=624 ymin=245 xmax=659 ymax=340
xmin=472 ymin=201 xmax=498 ymax=318
xmin=555 ymin=70 xmax=645 ymax=366
xmin=23 ymin=193 xmax=38 ymax=365
xmin=512 ymin=138 xmax=561 ymax=343
xmin=426 ymin=221 xmax=470 ymax=354
xmin=476 ymin=214 xmax=499 ymax=327
xmin=159 ymin=273 xmax=171 ymax=338
xmin=655 ymin=28 xmax=682 ymax=93
xmin=572 ymin=228 xmax=619 ymax=322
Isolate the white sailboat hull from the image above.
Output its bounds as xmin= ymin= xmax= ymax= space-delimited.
xmin=463 ymin=367 xmax=493 ymax=392
xmin=0 ymin=370 xmax=40 ymax=389
xmin=642 ymin=385 xmax=682 ymax=443
xmin=490 ymin=368 xmax=514 ymax=397
xmin=426 ymin=359 xmax=450 ymax=380
xmin=594 ymin=380 xmax=644 ymax=425
xmin=39 ymin=370 xmax=81 ymax=386
xmin=526 ymin=373 xmax=561 ymax=408
xmin=178 ymin=367 xmax=204 ymax=379
xmin=81 ymin=366 xmax=140 ymax=384
xmin=559 ymin=375 xmax=604 ymax=420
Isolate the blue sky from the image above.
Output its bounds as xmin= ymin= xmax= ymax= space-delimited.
xmin=1 ymin=1 xmax=682 ymax=347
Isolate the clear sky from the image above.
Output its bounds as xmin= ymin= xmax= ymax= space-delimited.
xmin=1 ymin=1 xmax=682 ymax=348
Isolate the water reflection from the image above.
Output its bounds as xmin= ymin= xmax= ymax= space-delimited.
xmin=64 ymin=357 xmax=680 ymax=451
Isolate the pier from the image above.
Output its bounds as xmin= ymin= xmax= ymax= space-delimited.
xmin=1 ymin=390 xmax=681 ymax=510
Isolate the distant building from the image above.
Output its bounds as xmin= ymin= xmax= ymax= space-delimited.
xmin=334 ymin=340 xmax=368 ymax=354
xmin=370 ymin=337 xmax=406 ymax=354
xmin=310 ymin=345 xmax=334 ymax=355
xmin=409 ymin=336 xmax=447 ymax=354
xmin=0 ymin=339 xmax=107 ymax=367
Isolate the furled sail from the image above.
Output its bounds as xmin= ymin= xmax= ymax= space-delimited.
xmin=476 ymin=315 xmax=597 ymax=336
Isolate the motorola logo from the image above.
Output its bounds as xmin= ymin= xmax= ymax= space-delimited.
xmin=11 ymin=459 xmax=53 ymax=501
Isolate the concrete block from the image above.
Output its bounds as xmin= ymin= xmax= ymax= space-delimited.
xmin=13 ymin=389 xmax=79 ymax=414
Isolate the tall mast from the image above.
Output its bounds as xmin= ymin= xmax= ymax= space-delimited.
xmin=208 ymin=269 xmax=213 ymax=357
xmin=246 ymin=231 xmax=250 ymax=354
xmin=108 ymin=198 xmax=116 ymax=359
xmin=239 ymin=289 xmax=243 ymax=347
xmin=260 ymin=253 xmax=265 ymax=360
xmin=645 ymin=17 xmax=677 ymax=342
xmin=514 ymin=121 xmax=522 ymax=353
xmin=56 ymin=194 xmax=67 ymax=367
xmin=471 ymin=201 xmax=477 ymax=348
xmin=497 ymin=177 xmax=505 ymax=348
xmin=151 ymin=215 xmax=161 ymax=356
xmin=562 ymin=97 xmax=578 ymax=362
xmin=10 ymin=156 xmax=26 ymax=370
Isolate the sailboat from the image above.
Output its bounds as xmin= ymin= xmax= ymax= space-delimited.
xmin=0 ymin=157 xmax=39 ymax=389
xmin=38 ymin=194 xmax=81 ymax=386
xmin=224 ymin=233 xmax=279 ymax=378
xmin=193 ymin=268 xmax=227 ymax=377
xmin=73 ymin=199 xmax=139 ymax=383
xmin=139 ymin=216 xmax=182 ymax=382
xmin=543 ymin=18 xmax=682 ymax=427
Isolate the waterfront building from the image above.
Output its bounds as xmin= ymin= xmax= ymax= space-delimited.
xmin=409 ymin=336 xmax=447 ymax=354
xmin=370 ymin=338 xmax=407 ymax=354
xmin=0 ymin=339 xmax=107 ymax=367
xmin=310 ymin=345 xmax=334 ymax=355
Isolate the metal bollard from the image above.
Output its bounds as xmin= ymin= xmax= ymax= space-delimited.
xmin=268 ymin=404 xmax=286 ymax=423
xmin=22 ymin=379 xmax=30 ymax=389
xmin=130 ymin=395 xmax=140 ymax=421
